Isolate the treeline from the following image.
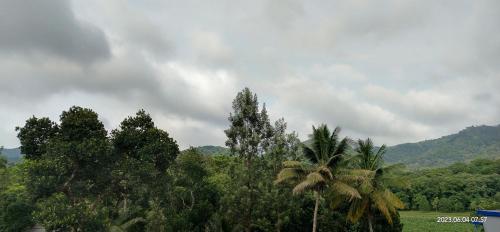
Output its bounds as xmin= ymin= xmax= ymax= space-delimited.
xmin=392 ymin=158 xmax=500 ymax=212
xmin=0 ymin=87 xmax=494 ymax=232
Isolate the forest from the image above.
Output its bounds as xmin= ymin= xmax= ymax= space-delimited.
xmin=0 ymin=88 xmax=499 ymax=232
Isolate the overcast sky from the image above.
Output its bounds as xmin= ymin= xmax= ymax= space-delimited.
xmin=1 ymin=0 xmax=499 ymax=149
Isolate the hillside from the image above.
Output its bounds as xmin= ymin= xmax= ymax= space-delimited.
xmin=384 ymin=125 xmax=500 ymax=168
xmin=193 ymin=145 xmax=230 ymax=155
xmin=3 ymin=125 xmax=500 ymax=168
xmin=0 ymin=147 xmax=22 ymax=163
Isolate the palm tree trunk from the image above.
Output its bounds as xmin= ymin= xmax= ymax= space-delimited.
xmin=368 ymin=214 xmax=374 ymax=232
xmin=312 ymin=191 xmax=320 ymax=232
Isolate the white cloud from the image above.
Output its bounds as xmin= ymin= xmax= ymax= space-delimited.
xmin=1 ymin=0 xmax=500 ymax=149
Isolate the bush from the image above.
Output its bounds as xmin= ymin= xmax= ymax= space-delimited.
xmin=0 ymin=201 xmax=34 ymax=232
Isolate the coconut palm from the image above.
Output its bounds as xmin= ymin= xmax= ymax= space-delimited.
xmin=108 ymin=205 xmax=145 ymax=232
xmin=341 ymin=138 xmax=405 ymax=232
xmin=275 ymin=125 xmax=360 ymax=232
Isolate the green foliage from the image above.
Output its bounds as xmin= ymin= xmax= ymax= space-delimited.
xmin=223 ymin=87 xmax=275 ymax=231
xmin=0 ymin=156 xmax=34 ymax=232
xmin=392 ymin=158 xmax=500 ymax=212
xmin=0 ymin=188 xmax=34 ymax=232
xmin=0 ymin=201 xmax=33 ymax=232
xmin=0 ymin=153 xmax=6 ymax=169
xmin=341 ymin=138 xmax=404 ymax=232
xmin=276 ymin=124 xmax=359 ymax=232
xmin=15 ymin=116 xmax=59 ymax=160
xmin=33 ymin=193 xmax=106 ymax=231
xmin=414 ymin=194 xmax=431 ymax=211
xmin=165 ymin=148 xmax=218 ymax=231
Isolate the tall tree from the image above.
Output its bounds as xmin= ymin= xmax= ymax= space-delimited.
xmin=276 ymin=125 xmax=360 ymax=232
xmin=224 ymin=87 xmax=274 ymax=232
xmin=345 ymin=138 xmax=405 ymax=232
xmin=257 ymin=118 xmax=302 ymax=231
xmin=16 ymin=117 xmax=59 ymax=160
xmin=17 ymin=106 xmax=112 ymax=230
xmin=110 ymin=110 xmax=179 ymax=214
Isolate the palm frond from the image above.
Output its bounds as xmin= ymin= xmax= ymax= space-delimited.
xmin=331 ymin=180 xmax=361 ymax=200
xmin=347 ymin=198 xmax=369 ymax=223
xmin=302 ymin=144 xmax=319 ymax=164
xmin=333 ymin=137 xmax=349 ymax=157
xmin=318 ymin=165 xmax=333 ymax=180
xmin=330 ymin=194 xmax=345 ymax=209
xmin=292 ymin=172 xmax=325 ymax=194
xmin=275 ymin=167 xmax=304 ymax=184
xmin=372 ymin=191 xmax=393 ymax=224
xmin=383 ymin=189 xmax=405 ymax=210
xmin=120 ymin=217 xmax=145 ymax=230
xmin=327 ymin=127 xmax=340 ymax=156
xmin=326 ymin=154 xmax=342 ymax=169
xmin=282 ymin=160 xmax=303 ymax=168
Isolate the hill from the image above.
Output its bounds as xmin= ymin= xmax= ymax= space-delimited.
xmin=193 ymin=145 xmax=230 ymax=155
xmin=3 ymin=125 xmax=500 ymax=168
xmin=0 ymin=147 xmax=22 ymax=163
xmin=384 ymin=125 xmax=500 ymax=168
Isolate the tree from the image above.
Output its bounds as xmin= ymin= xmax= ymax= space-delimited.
xmin=255 ymin=118 xmax=302 ymax=231
xmin=16 ymin=117 xmax=59 ymax=160
xmin=224 ymin=87 xmax=274 ymax=232
xmin=17 ymin=106 xmax=112 ymax=230
xmin=0 ymin=146 xmax=6 ymax=169
xmin=109 ymin=110 xmax=179 ymax=230
xmin=276 ymin=125 xmax=359 ymax=232
xmin=344 ymin=138 xmax=405 ymax=232
xmin=165 ymin=148 xmax=218 ymax=231
xmin=432 ymin=197 xmax=439 ymax=212
xmin=414 ymin=194 xmax=431 ymax=211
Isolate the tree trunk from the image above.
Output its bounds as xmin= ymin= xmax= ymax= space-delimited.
xmin=245 ymin=157 xmax=253 ymax=232
xmin=124 ymin=197 xmax=127 ymax=212
xmin=312 ymin=191 xmax=320 ymax=232
xmin=368 ymin=214 xmax=374 ymax=232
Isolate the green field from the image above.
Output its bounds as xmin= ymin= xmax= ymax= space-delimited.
xmin=400 ymin=211 xmax=478 ymax=232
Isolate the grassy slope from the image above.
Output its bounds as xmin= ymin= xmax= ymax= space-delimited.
xmin=400 ymin=211 xmax=476 ymax=232
xmin=385 ymin=125 xmax=500 ymax=168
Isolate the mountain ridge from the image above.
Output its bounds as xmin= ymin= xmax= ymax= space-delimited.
xmin=3 ymin=124 xmax=500 ymax=167
xmin=384 ymin=124 xmax=500 ymax=168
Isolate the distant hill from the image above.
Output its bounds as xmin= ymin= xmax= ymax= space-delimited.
xmin=0 ymin=147 xmax=22 ymax=163
xmin=3 ymin=125 xmax=500 ymax=168
xmin=384 ymin=125 xmax=500 ymax=168
xmin=193 ymin=145 xmax=230 ymax=155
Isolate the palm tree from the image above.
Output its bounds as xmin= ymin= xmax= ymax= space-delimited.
xmin=341 ymin=138 xmax=405 ymax=232
xmin=108 ymin=204 xmax=145 ymax=232
xmin=275 ymin=125 xmax=360 ymax=232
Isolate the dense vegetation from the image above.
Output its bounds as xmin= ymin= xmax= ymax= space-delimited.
xmin=392 ymin=158 xmax=500 ymax=213
xmin=0 ymin=88 xmax=498 ymax=232
xmin=385 ymin=125 xmax=500 ymax=168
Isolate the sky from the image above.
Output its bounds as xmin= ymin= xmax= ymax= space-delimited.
xmin=1 ymin=0 xmax=499 ymax=149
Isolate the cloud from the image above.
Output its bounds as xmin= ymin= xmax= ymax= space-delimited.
xmin=190 ymin=31 xmax=232 ymax=66
xmin=1 ymin=0 xmax=500 ymax=149
xmin=0 ymin=0 xmax=110 ymax=64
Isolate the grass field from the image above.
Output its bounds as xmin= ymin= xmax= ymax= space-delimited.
xmin=400 ymin=211 xmax=478 ymax=232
